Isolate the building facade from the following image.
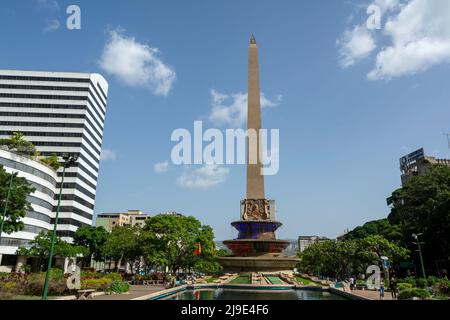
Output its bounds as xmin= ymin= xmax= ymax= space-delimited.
xmin=0 ymin=70 xmax=108 ymax=242
xmin=0 ymin=149 xmax=57 ymax=271
xmin=401 ymin=156 xmax=450 ymax=186
xmin=298 ymin=235 xmax=329 ymax=253
xmin=96 ymin=210 xmax=151 ymax=232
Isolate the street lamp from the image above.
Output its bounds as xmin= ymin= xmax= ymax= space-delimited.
xmin=0 ymin=171 xmax=15 ymax=265
xmin=42 ymin=153 xmax=78 ymax=300
xmin=412 ymin=233 xmax=426 ymax=279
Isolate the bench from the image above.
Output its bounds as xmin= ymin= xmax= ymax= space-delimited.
xmin=76 ymin=289 xmax=95 ymax=300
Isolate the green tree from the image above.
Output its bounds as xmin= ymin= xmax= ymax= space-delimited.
xmin=298 ymin=236 xmax=409 ymax=279
xmin=0 ymin=166 xmax=35 ymax=234
xmin=0 ymin=132 xmax=38 ymax=157
xmin=388 ymin=165 xmax=450 ymax=272
xmin=104 ymin=225 xmax=142 ymax=273
xmin=73 ymin=226 xmax=109 ymax=265
xmin=344 ymin=219 xmax=402 ymax=242
xmin=141 ymin=214 xmax=218 ymax=274
xmin=357 ymin=235 xmax=410 ymax=269
xmin=17 ymin=231 xmax=88 ymax=271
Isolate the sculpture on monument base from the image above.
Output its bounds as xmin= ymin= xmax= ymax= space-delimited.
xmin=241 ymin=199 xmax=270 ymax=221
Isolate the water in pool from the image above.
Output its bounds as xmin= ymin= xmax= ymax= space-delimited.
xmin=163 ymin=289 xmax=346 ymax=300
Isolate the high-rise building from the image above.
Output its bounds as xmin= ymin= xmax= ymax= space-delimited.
xmin=0 ymin=69 xmax=108 ymax=242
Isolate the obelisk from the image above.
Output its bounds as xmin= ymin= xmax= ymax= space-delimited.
xmin=246 ymin=34 xmax=265 ymax=200
xmin=219 ymin=36 xmax=300 ymax=272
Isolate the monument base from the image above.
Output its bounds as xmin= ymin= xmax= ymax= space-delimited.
xmin=218 ymin=256 xmax=299 ymax=273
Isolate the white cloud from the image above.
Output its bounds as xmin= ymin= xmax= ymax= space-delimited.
xmin=98 ymin=29 xmax=176 ymax=96
xmin=100 ymin=149 xmax=117 ymax=161
xmin=176 ymin=164 xmax=229 ymax=189
xmin=154 ymin=161 xmax=169 ymax=173
xmin=208 ymin=89 xmax=280 ymax=128
xmin=373 ymin=0 xmax=400 ymax=14
xmin=339 ymin=0 xmax=450 ymax=80
xmin=368 ymin=0 xmax=450 ymax=80
xmin=43 ymin=19 xmax=60 ymax=33
xmin=337 ymin=24 xmax=376 ymax=68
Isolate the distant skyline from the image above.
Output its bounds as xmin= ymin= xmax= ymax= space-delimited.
xmin=1 ymin=0 xmax=449 ymax=240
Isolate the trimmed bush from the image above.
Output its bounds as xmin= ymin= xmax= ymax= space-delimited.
xmin=81 ymin=278 xmax=111 ymax=291
xmin=398 ymin=288 xmax=431 ymax=300
xmin=415 ymin=278 xmax=427 ymax=289
xmin=397 ymin=277 xmax=416 ymax=287
xmin=106 ymin=280 xmax=130 ymax=293
xmin=103 ymin=273 xmax=123 ymax=281
xmin=397 ymin=283 xmax=413 ymax=291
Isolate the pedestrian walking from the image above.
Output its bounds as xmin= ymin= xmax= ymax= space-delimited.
xmin=389 ymin=277 xmax=397 ymax=299
xmin=379 ymin=281 xmax=385 ymax=300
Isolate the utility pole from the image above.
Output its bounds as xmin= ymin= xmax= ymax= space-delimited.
xmin=412 ymin=233 xmax=426 ymax=279
xmin=42 ymin=153 xmax=78 ymax=300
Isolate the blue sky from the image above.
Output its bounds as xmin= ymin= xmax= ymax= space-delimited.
xmin=1 ymin=0 xmax=450 ymax=240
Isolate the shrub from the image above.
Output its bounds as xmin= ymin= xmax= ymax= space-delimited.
xmin=398 ymin=277 xmax=416 ymax=287
xmin=25 ymin=275 xmax=68 ymax=296
xmin=106 ymin=280 xmax=130 ymax=294
xmin=398 ymin=288 xmax=431 ymax=300
xmin=427 ymin=276 xmax=440 ymax=286
xmin=103 ymin=273 xmax=122 ymax=281
xmin=80 ymin=270 xmax=97 ymax=280
xmin=416 ymin=278 xmax=427 ymax=289
xmin=81 ymin=278 xmax=111 ymax=291
xmin=1 ymin=281 xmax=17 ymax=292
xmin=432 ymin=278 xmax=450 ymax=295
xmin=40 ymin=154 xmax=60 ymax=170
xmin=397 ymin=283 xmax=413 ymax=291
xmin=49 ymin=268 xmax=64 ymax=281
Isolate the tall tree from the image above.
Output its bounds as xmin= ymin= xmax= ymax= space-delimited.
xmin=0 ymin=166 xmax=35 ymax=234
xmin=344 ymin=219 xmax=402 ymax=242
xmin=388 ymin=165 xmax=450 ymax=272
xmin=141 ymin=214 xmax=218 ymax=274
xmin=103 ymin=225 xmax=142 ymax=272
xmin=73 ymin=226 xmax=109 ymax=265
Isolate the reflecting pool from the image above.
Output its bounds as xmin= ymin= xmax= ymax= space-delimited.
xmin=162 ymin=289 xmax=347 ymax=300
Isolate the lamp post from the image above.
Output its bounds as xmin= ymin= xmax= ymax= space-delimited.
xmin=412 ymin=233 xmax=426 ymax=279
xmin=0 ymin=172 xmax=15 ymax=265
xmin=42 ymin=153 xmax=78 ymax=300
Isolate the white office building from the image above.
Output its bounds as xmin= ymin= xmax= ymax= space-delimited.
xmin=0 ymin=148 xmax=58 ymax=271
xmin=0 ymin=69 xmax=108 ymax=244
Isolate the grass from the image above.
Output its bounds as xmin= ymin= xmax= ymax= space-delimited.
xmin=265 ymin=276 xmax=284 ymax=285
xmin=295 ymin=276 xmax=322 ymax=286
xmin=229 ymin=276 xmax=250 ymax=284
xmin=206 ymin=276 xmax=220 ymax=283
